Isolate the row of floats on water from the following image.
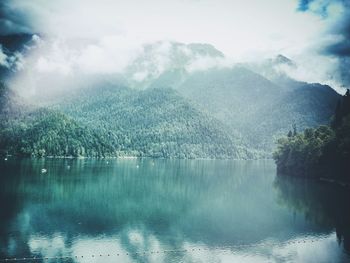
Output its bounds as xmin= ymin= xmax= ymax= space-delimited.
xmin=3 ymin=158 xmax=149 ymax=174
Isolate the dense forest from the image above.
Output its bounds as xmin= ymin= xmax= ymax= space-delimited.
xmin=0 ymin=84 xmax=123 ymax=157
xmin=175 ymin=67 xmax=339 ymax=152
xmin=273 ymin=89 xmax=350 ymax=182
xmin=121 ymin=42 xmax=340 ymax=153
xmin=0 ymin=42 xmax=343 ymax=160
xmin=0 ymin=83 xmax=252 ymax=159
xmin=60 ymin=85 xmax=255 ymax=159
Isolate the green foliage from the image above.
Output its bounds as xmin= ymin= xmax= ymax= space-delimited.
xmin=273 ymin=125 xmax=335 ymax=176
xmin=0 ymin=84 xmax=253 ymax=159
xmin=274 ymin=89 xmax=350 ymax=181
xmin=175 ymin=67 xmax=340 ymax=153
xmin=57 ymin=85 xmax=253 ymax=159
xmin=0 ymin=108 xmax=122 ymax=158
xmin=331 ymin=89 xmax=350 ymax=129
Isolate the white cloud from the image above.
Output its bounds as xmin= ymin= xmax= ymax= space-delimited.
xmin=0 ymin=44 xmax=25 ymax=70
xmin=282 ymin=53 xmax=345 ymax=93
xmin=133 ymin=71 xmax=149 ymax=82
xmin=30 ymin=36 xmax=142 ymax=76
xmin=76 ymin=36 xmax=142 ymax=74
xmin=35 ymin=40 xmax=75 ymax=75
xmin=185 ymin=56 xmax=229 ymax=73
xmin=4 ymin=0 xmax=328 ymax=59
xmin=0 ymin=45 xmax=9 ymax=67
xmin=4 ymin=0 xmax=349 ymax=92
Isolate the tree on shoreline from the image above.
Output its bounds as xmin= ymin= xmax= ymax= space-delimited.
xmin=273 ymin=89 xmax=350 ymax=182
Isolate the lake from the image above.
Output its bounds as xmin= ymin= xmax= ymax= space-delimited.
xmin=0 ymin=158 xmax=349 ymax=263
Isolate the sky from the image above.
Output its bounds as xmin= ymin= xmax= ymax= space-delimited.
xmin=0 ymin=0 xmax=349 ymax=93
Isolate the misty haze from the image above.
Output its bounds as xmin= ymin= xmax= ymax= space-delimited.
xmin=0 ymin=0 xmax=349 ymax=262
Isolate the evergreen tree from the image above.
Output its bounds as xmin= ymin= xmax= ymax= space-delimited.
xmin=292 ymin=123 xmax=297 ymax=136
xmin=274 ymin=90 xmax=350 ymax=182
xmin=332 ymin=100 xmax=342 ymax=128
xmin=343 ymin=89 xmax=350 ymax=117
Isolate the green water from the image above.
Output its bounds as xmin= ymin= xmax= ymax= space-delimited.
xmin=0 ymin=158 xmax=349 ymax=262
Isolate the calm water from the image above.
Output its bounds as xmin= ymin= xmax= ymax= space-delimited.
xmin=0 ymin=158 xmax=349 ymax=263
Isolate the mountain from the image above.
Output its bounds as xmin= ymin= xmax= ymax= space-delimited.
xmin=138 ymin=51 xmax=340 ymax=153
xmin=0 ymin=83 xmax=124 ymax=157
xmin=175 ymin=67 xmax=283 ymax=149
xmin=55 ymin=85 xmax=252 ymax=159
xmin=147 ymin=65 xmax=338 ymax=152
xmin=0 ymin=41 xmax=341 ymax=158
xmin=124 ymin=41 xmax=224 ymax=89
xmin=274 ymin=89 xmax=350 ymax=181
xmin=0 ymin=83 xmax=252 ymax=159
xmin=245 ymin=54 xmax=297 ymax=81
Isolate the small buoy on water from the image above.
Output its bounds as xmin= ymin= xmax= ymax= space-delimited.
xmin=136 ymin=165 xmax=139 ymax=168
xmin=67 ymin=165 xmax=70 ymax=169
xmin=4 ymin=158 xmax=7 ymax=161
xmin=41 ymin=168 xmax=47 ymax=173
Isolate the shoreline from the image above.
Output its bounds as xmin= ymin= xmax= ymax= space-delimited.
xmin=277 ymin=173 xmax=350 ymax=189
xmin=2 ymin=155 xmax=273 ymax=161
xmin=319 ymin=177 xmax=350 ymax=188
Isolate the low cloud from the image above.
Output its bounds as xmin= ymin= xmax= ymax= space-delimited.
xmin=1 ymin=0 xmax=350 ymax=94
xmin=297 ymin=0 xmax=350 ymax=91
xmin=10 ymin=38 xmax=231 ymax=95
xmin=0 ymin=44 xmax=24 ymax=70
xmin=30 ymin=36 xmax=142 ymax=76
xmin=185 ymin=56 xmax=229 ymax=73
xmin=0 ymin=45 xmax=8 ymax=67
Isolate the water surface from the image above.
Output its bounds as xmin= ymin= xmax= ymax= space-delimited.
xmin=0 ymin=158 xmax=349 ymax=262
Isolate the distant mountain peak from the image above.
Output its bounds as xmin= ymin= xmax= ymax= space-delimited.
xmin=273 ymin=54 xmax=296 ymax=67
xmin=141 ymin=41 xmax=224 ymax=58
xmin=125 ymin=41 xmax=225 ymax=88
xmin=186 ymin=43 xmax=224 ymax=58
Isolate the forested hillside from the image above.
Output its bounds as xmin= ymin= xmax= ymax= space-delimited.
xmin=0 ymin=42 xmax=342 ymax=159
xmin=273 ymin=89 xmax=350 ymax=182
xmin=118 ymin=45 xmax=340 ymax=154
xmin=0 ymin=84 xmax=124 ymax=157
xmin=174 ymin=66 xmax=340 ymax=152
xmin=123 ymin=46 xmax=340 ymax=153
xmin=0 ymin=83 xmax=252 ymax=159
xmin=56 ymin=85 xmax=252 ymax=159
xmin=123 ymin=42 xmax=224 ymax=89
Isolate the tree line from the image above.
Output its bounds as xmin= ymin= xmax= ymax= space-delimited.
xmin=0 ymin=83 xmax=252 ymax=159
xmin=273 ymin=89 xmax=350 ymax=182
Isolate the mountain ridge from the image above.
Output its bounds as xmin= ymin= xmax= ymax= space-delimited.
xmin=0 ymin=83 xmax=254 ymax=159
xmin=0 ymin=41 xmax=341 ymax=158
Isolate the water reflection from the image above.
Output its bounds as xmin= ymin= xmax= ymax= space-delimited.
xmin=0 ymin=158 xmax=349 ymax=262
xmin=274 ymin=176 xmax=350 ymax=253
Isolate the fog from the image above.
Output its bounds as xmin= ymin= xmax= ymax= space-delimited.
xmin=0 ymin=0 xmax=349 ymax=96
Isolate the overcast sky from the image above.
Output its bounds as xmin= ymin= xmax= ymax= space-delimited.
xmin=0 ymin=0 xmax=349 ymax=93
